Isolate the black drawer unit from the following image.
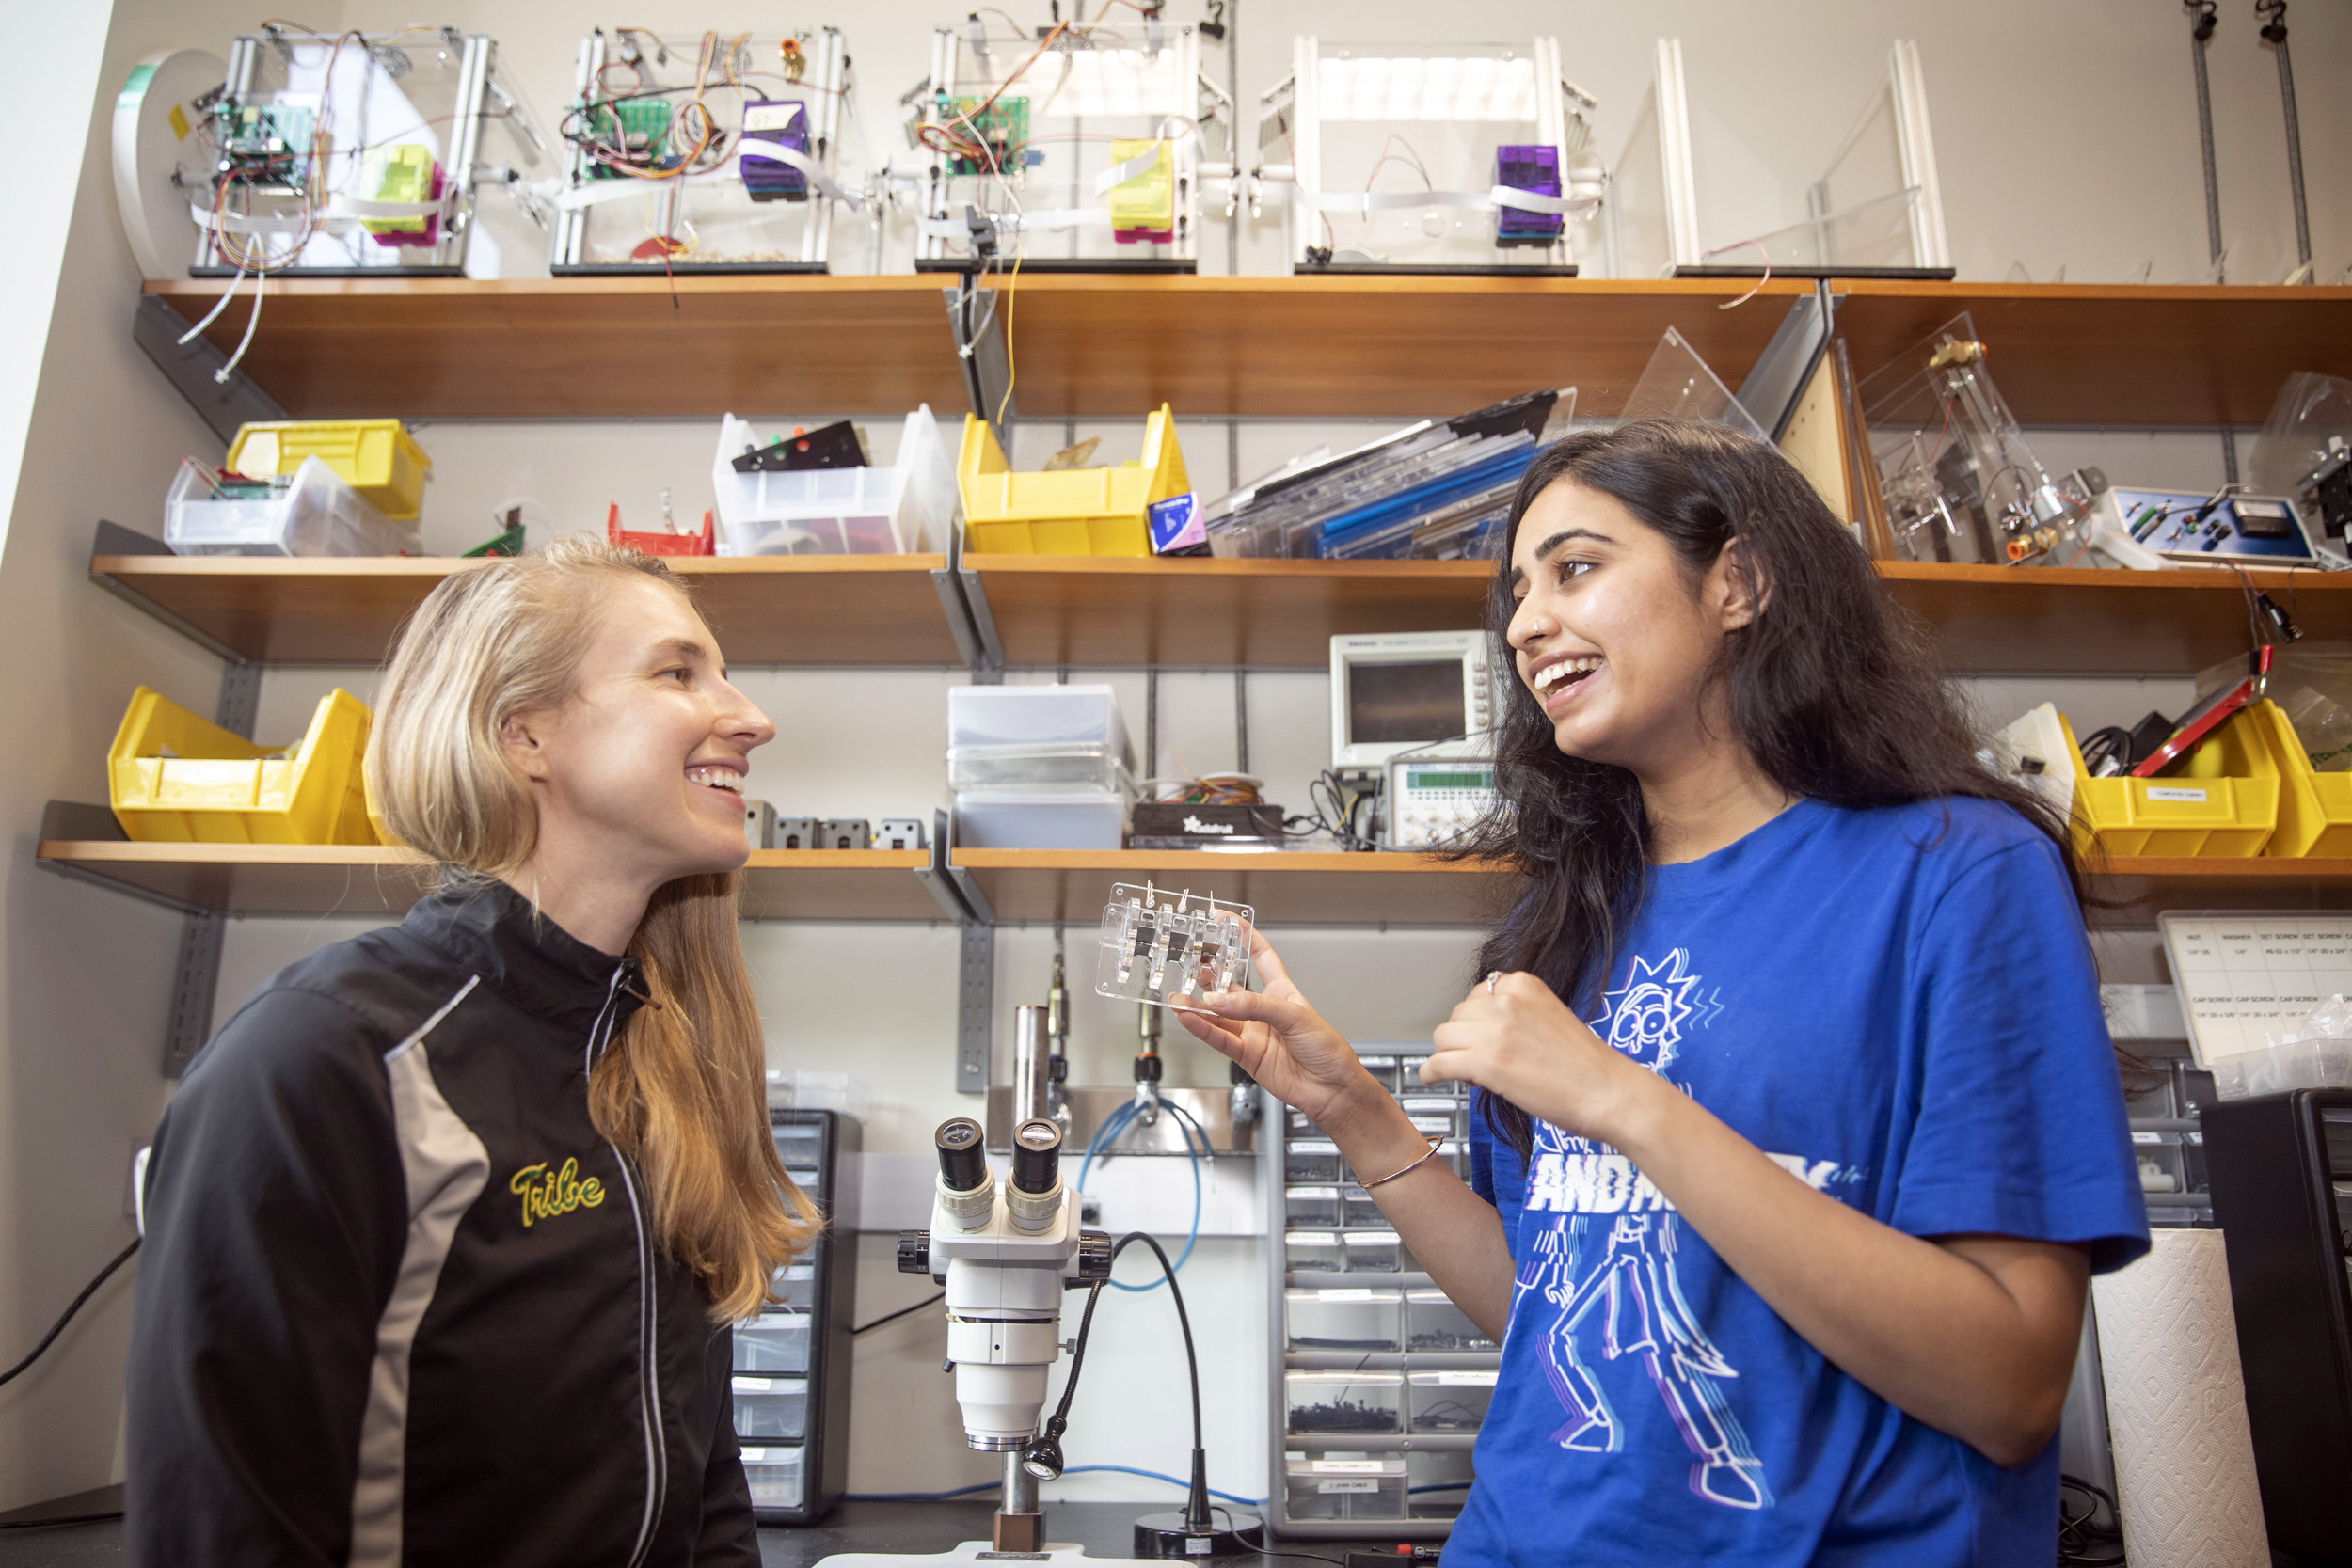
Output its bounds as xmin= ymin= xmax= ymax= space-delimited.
xmin=735 ymin=1108 xmax=860 ymax=1526
xmin=2201 ymin=1089 xmax=2352 ymax=1560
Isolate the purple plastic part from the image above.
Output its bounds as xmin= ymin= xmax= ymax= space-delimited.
xmin=1495 ymin=144 xmax=1562 ymax=246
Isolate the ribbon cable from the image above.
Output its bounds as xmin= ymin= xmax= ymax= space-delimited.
xmin=1291 ymin=184 xmax=1594 ymax=216
xmin=552 ymin=146 xmax=863 ymax=213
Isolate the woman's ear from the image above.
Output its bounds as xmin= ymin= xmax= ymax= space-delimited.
xmin=1712 ymin=538 xmax=1767 ymax=631
xmin=501 ymin=710 xmax=553 ymax=783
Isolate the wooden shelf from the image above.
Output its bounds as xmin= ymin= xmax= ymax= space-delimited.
xmin=90 ymin=552 xmax=964 ymax=666
xmin=1834 ymin=281 xmax=2352 ymax=428
xmin=149 ymin=276 xmax=2350 ymax=425
xmin=37 ymin=838 xmax=2352 ymax=922
xmin=146 ymin=276 xmax=969 ymax=420
xmin=35 ymin=842 xmax=942 ymax=919
xmin=951 ymin=849 xmax=1514 ymax=927
xmin=961 ymin=556 xmax=2352 ymax=674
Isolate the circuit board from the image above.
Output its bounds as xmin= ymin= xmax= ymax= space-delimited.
xmin=583 ymin=97 xmax=674 ymax=177
xmin=212 ymin=101 xmax=316 ymax=188
xmin=937 ymin=94 xmax=1028 ymax=176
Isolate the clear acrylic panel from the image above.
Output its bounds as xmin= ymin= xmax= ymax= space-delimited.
xmin=1600 ymin=81 xmax=1671 ymax=279
xmin=1095 ymin=882 xmax=1254 ymax=1007
xmin=1699 ymin=185 xmax=1922 ymax=273
xmin=1619 ymin=328 xmax=1766 ymax=438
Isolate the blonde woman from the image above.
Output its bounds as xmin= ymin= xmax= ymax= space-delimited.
xmin=125 ymin=538 xmax=816 ymax=1567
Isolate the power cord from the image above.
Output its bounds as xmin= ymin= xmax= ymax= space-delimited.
xmin=0 ymin=1238 xmax=139 ymax=1388
xmin=850 ymin=1291 xmax=944 ymax=1336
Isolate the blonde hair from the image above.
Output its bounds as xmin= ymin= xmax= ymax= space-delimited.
xmin=366 ymin=535 xmax=818 ymax=1321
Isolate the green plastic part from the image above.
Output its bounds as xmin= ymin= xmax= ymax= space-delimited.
xmin=461 ymin=524 xmax=527 ymax=559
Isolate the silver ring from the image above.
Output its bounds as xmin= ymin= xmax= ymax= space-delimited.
xmin=1486 ymin=970 xmax=1502 ymax=995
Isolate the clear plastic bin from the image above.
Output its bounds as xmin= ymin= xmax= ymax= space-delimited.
xmin=769 ymin=1259 xmax=816 ymax=1310
xmin=735 ymin=1312 xmax=811 ymax=1373
xmin=2212 ymin=1036 xmax=2352 ymax=1100
xmin=711 ymin=406 xmax=958 ymax=556
xmin=1409 ymin=1370 xmax=1497 ymax=1433
xmin=1286 ymin=1231 xmax=1344 ymax=1274
xmin=732 ymin=1376 xmax=808 ymax=1440
xmin=948 ymin=743 xmax=1135 ymax=795
xmin=1287 ymin=1107 xmax=1325 ymax=1139
xmin=1406 ymin=1289 xmax=1494 ymax=1352
xmin=1391 ymin=1056 xmax=1432 ymax=1092
xmin=771 ymin=1122 xmax=826 ymax=1168
xmin=1286 ymin=1457 xmax=1406 ymax=1522
xmin=955 ymin=791 xmax=1128 ymax=850
xmin=1285 ymin=1287 xmax=1403 ymax=1353
xmin=165 ymin=454 xmax=418 ymax=558
xmin=1358 ymin=1054 xmax=1400 ymax=1094
xmin=1287 ymin=1140 xmax=1343 ymax=1183
xmin=740 ymin=1446 xmax=805 ymax=1512
xmin=1287 ymin=1370 xmax=1404 ymax=1434
xmin=1344 ymin=1231 xmax=1404 ymax=1273
xmin=1407 ymin=1450 xmax=1474 ymax=1520
xmin=949 ymin=684 xmax=1130 ymax=753
xmin=1343 ymin=1187 xmax=1385 ymax=1229
xmin=1285 ymin=1186 xmax=1343 ymax=1227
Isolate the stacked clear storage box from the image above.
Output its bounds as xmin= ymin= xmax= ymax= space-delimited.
xmin=709 ymin=407 xmax=960 ymax=556
xmin=165 ymin=455 xmax=419 ymax=558
xmin=948 ymin=685 xmax=1136 ymax=849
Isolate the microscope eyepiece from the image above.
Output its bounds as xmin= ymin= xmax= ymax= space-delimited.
xmin=935 ymin=1117 xmax=990 ymax=1194
xmin=1009 ymin=1118 xmax=1063 ymax=1196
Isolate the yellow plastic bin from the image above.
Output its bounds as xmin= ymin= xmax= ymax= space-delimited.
xmin=2248 ymin=699 xmax=2352 ymax=857
xmin=2059 ymin=706 xmax=2280 ymax=858
xmin=226 ymin=420 xmax=433 ymax=520
xmin=109 ymin=686 xmax=379 ymax=846
xmin=959 ymin=405 xmax=1187 ymax=556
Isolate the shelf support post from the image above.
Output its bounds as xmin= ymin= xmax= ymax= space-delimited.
xmin=159 ymin=655 xmax=260 ymax=1077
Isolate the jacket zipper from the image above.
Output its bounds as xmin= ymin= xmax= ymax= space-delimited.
xmin=588 ymin=969 xmax=667 ymax=1568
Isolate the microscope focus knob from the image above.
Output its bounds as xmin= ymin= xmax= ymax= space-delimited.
xmin=1067 ymin=1229 xmax=1114 ymax=1287
xmin=897 ymin=1228 xmax=932 ymax=1275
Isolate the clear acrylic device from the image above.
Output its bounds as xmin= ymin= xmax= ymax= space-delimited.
xmin=1095 ymin=882 xmax=1253 ymax=1007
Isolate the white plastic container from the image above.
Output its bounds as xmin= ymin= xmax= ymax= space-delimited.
xmin=165 ymin=454 xmax=418 ymax=558
xmin=735 ymin=1311 xmax=811 ymax=1373
xmin=946 ymin=742 xmax=1135 ymax=795
xmin=1406 ymin=1288 xmax=1493 ymax=1352
xmin=948 ymin=684 xmax=1131 ymax=757
xmin=770 ymin=1120 xmax=826 ymax=1172
xmin=1407 ymin=1449 xmax=1474 ymax=1519
xmin=732 ymin=1375 xmax=809 ymax=1439
xmin=1285 ymin=1186 xmax=1343 ymax=1227
xmin=1285 ymin=1230 xmax=1344 ymax=1274
xmin=1358 ymin=1054 xmax=1401 ymax=1094
xmin=1286 ymin=1457 xmax=1406 ymax=1522
xmin=710 ymin=406 xmax=958 ymax=555
xmin=1343 ymin=1186 xmax=1385 ymax=1228
xmin=1286 ymin=1140 xmax=1344 ymax=1183
xmin=954 ymin=790 xmax=1128 ymax=850
xmin=740 ymin=1446 xmax=805 ymax=1511
xmin=768 ymin=1259 xmax=816 ymax=1310
xmin=1409 ymin=1370 xmax=1497 ymax=1433
xmin=1286 ymin=1287 xmax=1403 ymax=1353
xmin=1344 ymin=1230 xmax=1404 ymax=1273
xmin=1286 ymin=1370 xmax=1405 ymax=1434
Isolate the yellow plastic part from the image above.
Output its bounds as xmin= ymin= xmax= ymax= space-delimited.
xmin=361 ymin=145 xmax=436 ymax=236
xmin=2058 ymin=705 xmax=2280 ymax=858
xmin=2248 ymin=699 xmax=2352 ymax=857
xmin=109 ymin=686 xmax=379 ymax=846
xmin=959 ymin=405 xmax=1188 ymax=557
xmin=225 ymin=420 xmax=433 ymax=520
xmin=1105 ymin=137 xmax=1175 ymax=232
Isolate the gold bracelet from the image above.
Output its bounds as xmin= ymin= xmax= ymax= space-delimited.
xmin=1356 ymin=1133 xmax=1445 ymax=1191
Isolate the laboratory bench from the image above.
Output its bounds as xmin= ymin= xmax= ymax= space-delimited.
xmin=0 ymin=1492 xmax=1295 ymax=1565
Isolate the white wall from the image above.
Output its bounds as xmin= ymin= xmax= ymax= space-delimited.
xmin=4 ymin=0 xmax=2342 ymax=1514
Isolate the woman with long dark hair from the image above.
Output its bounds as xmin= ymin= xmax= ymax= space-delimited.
xmin=1182 ymin=420 xmax=2147 ymax=1563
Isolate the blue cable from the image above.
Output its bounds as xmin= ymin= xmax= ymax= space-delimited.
xmin=844 ymin=1466 xmax=1263 ymax=1507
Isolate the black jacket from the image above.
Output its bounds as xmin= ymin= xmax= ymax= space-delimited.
xmin=126 ymin=879 xmax=758 ymax=1567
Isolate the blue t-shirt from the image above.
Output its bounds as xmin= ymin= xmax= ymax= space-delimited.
xmin=1454 ymin=797 xmax=2148 ymax=1568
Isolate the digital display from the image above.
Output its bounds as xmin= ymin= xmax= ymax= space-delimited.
xmin=1409 ymin=770 xmax=1492 ymax=790
xmin=1347 ymin=660 xmax=1464 ymax=744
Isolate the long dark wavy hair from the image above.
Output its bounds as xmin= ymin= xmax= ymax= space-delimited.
xmin=1457 ymin=420 xmax=2082 ymax=1160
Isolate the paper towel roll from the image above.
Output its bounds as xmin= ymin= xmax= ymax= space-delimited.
xmin=2090 ymin=1229 xmax=2270 ymax=1568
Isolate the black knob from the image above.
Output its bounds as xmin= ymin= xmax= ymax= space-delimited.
xmin=1134 ymin=1053 xmax=1164 ymax=1085
xmin=1010 ymin=1118 xmax=1063 ymax=1196
xmin=1067 ymin=1229 xmax=1113 ymax=1285
xmin=935 ymin=1117 xmax=988 ymax=1193
xmin=898 ymin=1229 xmax=931 ymax=1275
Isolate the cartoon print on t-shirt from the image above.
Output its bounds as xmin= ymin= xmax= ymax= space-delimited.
xmin=1515 ymin=949 xmax=1774 ymax=1511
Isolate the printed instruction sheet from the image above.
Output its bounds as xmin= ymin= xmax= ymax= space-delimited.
xmin=2160 ymin=912 xmax=2352 ymax=1065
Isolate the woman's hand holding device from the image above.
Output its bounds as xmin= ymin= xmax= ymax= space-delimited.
xmin=1422 ymin=970 xmax=1660 ymax=1148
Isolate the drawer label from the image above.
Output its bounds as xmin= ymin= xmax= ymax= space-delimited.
xmin=1317 ymin=1480 xmax=1379 ymax=1495
xmin=2146 ymin=786 xmax=2209 ymax=802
